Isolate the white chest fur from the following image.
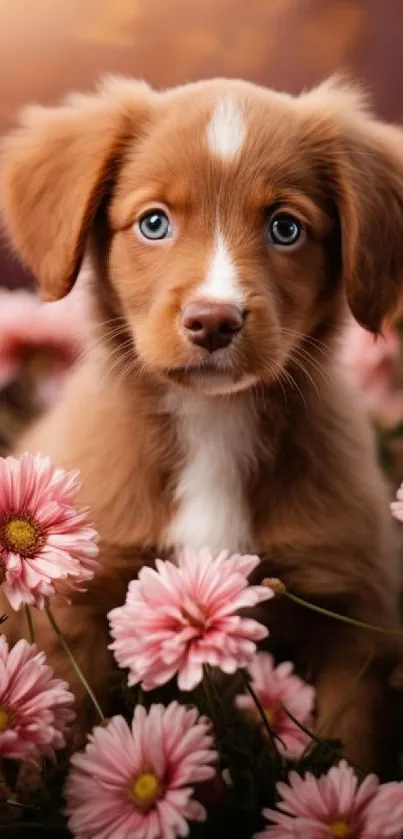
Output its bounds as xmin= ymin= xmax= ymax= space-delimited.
xmin=164 ymin=393 xmax=257 ymax=555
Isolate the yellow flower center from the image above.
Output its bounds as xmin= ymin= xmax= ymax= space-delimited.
xmin=131 ymin=772 xmax=161 ymax=810
xmin=0 ymin=708 xmax=10 ymax=732
xmin=264 ymin=706 xmax=275 ymax=724
xmin=1 ymin=516 xmax=42 ymax=556
xmin=328 ymin=822 xmax=350 ymax=838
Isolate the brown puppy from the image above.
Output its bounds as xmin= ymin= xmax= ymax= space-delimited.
xmin=0 ymin=76 xmax=402 ymax=772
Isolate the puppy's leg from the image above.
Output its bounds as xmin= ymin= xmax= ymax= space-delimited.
xmin=314 ymin=631 xmax=397 ymax=776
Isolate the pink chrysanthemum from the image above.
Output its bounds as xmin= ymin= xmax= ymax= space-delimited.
xmin=65 ymin=702 xmax=217 ymax=839
xmin=235 ymin=652 xmax=316 ymax=759
xmin=108 ymin=548 xmax=273 ymax=691
xmin=0 ymin=636 xmax=75 ymax=762
xmin=256 ymin=760 xmax=403 ymax=839
xmin=0 ymin=452 xmax=99 ymax=609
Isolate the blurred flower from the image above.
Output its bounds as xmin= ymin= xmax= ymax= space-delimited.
xmin=65 ymin=702 xmax=217 ymax=839
xmin=0 ymin=452 xmax=99 ymax=609
xmin=108 ymin=548 xmax=273 ymax=691
xmin=0 ymin=287 xmax=88 ymax=405
xmin=391 ymin=482 xmax=403 ymax=522
xmin=255 ymin=760 xmax=403 ymax=838
xmin=235 ymin=652 xmax=315 ymax=758
xmin=389 ymin=662 xmax=403 ymax=689
xmin=0 ymin=636 xmax=74 ymax=762
xmin=340 ymin=319 xmax=403 ymax=427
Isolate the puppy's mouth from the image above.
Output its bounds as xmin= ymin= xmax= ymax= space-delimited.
xmin=166 ymin=362 xmax=258 ymax=395
xmin=168 ymin=361 xmax=225 ymax=379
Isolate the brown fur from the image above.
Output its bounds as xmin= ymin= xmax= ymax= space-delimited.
xmin=1 ymin=75 xmax=403 ymax=773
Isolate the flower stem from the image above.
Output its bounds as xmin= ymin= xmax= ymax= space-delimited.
xmin=281 ymin=589 xmax=403 ymax=638
xmin=242 ymin=672 xmax=285 ymax=753
xmin=45 ymin=604 xmax=104 ymax=722
xmin=24 ymin=605 xmax=35 ymax=644
xmin=202 ymin=666 xmax=223 ymax=728
xmin=282 ymin=704 xmax=363 ymax=773
xmin=281 ymin=704 xmax=323 ymax=751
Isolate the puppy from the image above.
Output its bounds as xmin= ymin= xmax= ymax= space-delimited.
xmin=0 ymin=76 xmax=402 ymax=772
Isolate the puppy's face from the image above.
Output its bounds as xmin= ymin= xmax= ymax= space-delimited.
xmin=108 ymin=83 xmax=336 ymax=395
xmin=3 ymin=77 xmax=403 ymax=396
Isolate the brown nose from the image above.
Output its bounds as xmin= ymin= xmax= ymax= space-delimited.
xmin=182 ymin=301 xmax=244 ymax=352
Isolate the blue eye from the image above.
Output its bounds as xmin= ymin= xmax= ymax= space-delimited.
xmin=267 ymin=213 xmax=302 ymax=247
xmin=138 ymin=210 xmax=172 ymax=240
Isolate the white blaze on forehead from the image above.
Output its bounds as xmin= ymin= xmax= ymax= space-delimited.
xmin=197 ymin=234 xmax=244 ymax=305
xmin=207 ymin=98 xmax=246 ymax=160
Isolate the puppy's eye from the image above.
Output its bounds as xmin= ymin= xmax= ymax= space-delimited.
xmin=138 ymin=210 xmax=172 ymax=241
xmin=267 ymin=213 xmax=303 ymax=248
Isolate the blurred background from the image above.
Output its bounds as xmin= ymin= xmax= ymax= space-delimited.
xmin=1 ymin=0 xmax=403 ymax=482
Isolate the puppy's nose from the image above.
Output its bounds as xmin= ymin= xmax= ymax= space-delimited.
xmin=182 ymin=301 xmax=244 ymax=352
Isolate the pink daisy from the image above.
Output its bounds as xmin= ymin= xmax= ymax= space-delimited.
xmin=0 ymin=452 xmax=99 ymax=609
xmin=255 ymin=760 xmax=403 ymax=839
xmin=0 ymin=635 xmax=75 ymax=762
xmin=235 ymin=652 xmax=316 ymax=759
xmin=108 ymin=548 xmax=273 ymax=691
xmin=65 ymin=701 xmax=218 ymax=839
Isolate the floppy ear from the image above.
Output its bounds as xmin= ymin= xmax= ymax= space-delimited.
xmin=0 ymin=76 xmax=154 ymax=301
xmin=300 ymin=79 xmax=403 ymax=333
xmin=337 ymin=120 xmax=403 ymax=333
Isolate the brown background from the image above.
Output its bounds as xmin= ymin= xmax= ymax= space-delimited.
xmin=0 ymin=0 xmax=402 ymax=289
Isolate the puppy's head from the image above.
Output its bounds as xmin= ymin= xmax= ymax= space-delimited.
xmin=2 ymin=76 xmax=403 ymax=396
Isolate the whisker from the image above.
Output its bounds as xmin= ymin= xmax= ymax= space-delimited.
xmin=279 ymin=327 xmax=334 ymax=361
xmin=287 ymin=355 xmax=320 ymax=399
xmin=115 ymin=355 xmax=146 ymax=392
xmin=92 ymin=315 xmax=127 ymax=330
xmin=265 ymin=363 xmax=288 ymax=406
xmin=284 ymin=370 xmax=308 ymax=410
xmin=288 ymin=345 xmax=333 ymax=391
xmin=91 ymin=344 xmax=136 ymax=394
xmin=265 ymin=359 xmax=308 ymax=411
xmin=91 ymin=324 xmax=131 ymax=342
xmin=87 ymin=335 xmax=134 ymax=361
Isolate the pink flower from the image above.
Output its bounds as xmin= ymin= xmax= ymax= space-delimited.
xmin=391 ymin=483 xmax=403 ymax=522
xmin=365 ymin=782 xmax=403 ymax=838
xmin=0 ymin=452 xmax=99 ymax=609
xmin=235 ymin=652 xmax=316 ymax=759
xmin=0 ymin=288 xmax=88 ymax=399
xmin=256 ymin=760 xmax=403 ymax=838
xmin=65 ymin=702 xmax=217 ymax=839
xmin=0 ymin=635 xmax=74 ymax=762
xmin=340 ymin=319 xmax=403 ymax=427
xmin=108 ymin=548 xmax=273 ymax=691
